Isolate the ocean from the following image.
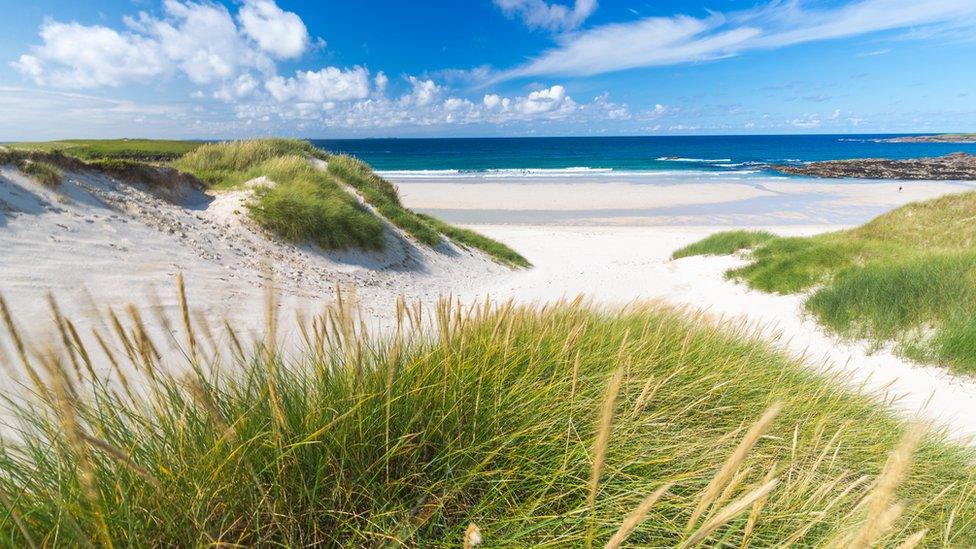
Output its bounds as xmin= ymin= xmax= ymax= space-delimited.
xmin=310 ymin=135 xmax=973 ymax=179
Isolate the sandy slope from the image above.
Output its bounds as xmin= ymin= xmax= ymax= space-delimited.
xmin=0 ymin=164 xmax=505 ymax=384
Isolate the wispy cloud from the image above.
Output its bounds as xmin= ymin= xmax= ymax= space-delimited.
xmin=494 ymin=0 xmax=976 ymax=81
xmin=494 ymin=0 xmax=597 ymax=32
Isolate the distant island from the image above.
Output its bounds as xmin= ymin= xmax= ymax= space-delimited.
xmin=882 ymin=133 xmax=976 ymax=143
xmin=773 ymin=152 xmax=976 ymax=179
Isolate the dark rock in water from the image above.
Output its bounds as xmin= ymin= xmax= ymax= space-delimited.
xmin=772 ymin=153 xmax=976 ymax=180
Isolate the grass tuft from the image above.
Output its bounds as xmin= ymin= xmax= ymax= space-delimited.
xmin=0 ymin=292 xmax=973 ymax=545
xmin=16 ymin=159 xmax=63 ymax=186
xmin=245 ymin=156 xmax=385 ymax=251
xmin=672 ymin=230 xmax=777 ymax=259
xmin=172 ymin=138 xmax=328 ymax=188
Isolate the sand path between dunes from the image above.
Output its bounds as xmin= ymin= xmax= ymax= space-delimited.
xmin=465 ymin=225 xmax=976 ymax=443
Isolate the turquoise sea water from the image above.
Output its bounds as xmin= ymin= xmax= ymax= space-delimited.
xmin=311 ymin=135 xmax=973 ymax=178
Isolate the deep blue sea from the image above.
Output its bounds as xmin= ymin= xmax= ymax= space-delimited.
xmin=310 ymin=135 xmax=973 ymax=177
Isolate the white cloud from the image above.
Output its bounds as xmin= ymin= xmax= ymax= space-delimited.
xmin=11 ymin=21 xmax=167 ymax=87
xmin=214 ymin=73 xmax=260 ymax=101
xmin=147 ymin=0 xmax=267 ymax=85
xmin=495 ymin=0 xmax=976 ymax=81
xmin=230 ymin=81 xmax=614 ymax=130
xmin=513 ymin=84 xmax=575 ymax=115
xmin=374 ymin=71 xmax=389 ymax=94
xmin=400 ymin=77 xmax=441 ymax=106
xmin=494 ymin=0 xmax=597 ymax=31
xmin=12 ymin=0 xmax=307 ymax=88
xmin=238 ymin=0 xmax=310 ymax=59
xmin=265 ymin=67 xmax=370 ymax=103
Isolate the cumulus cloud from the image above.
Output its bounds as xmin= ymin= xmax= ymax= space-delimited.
xmin=495 ymin=0 xmax=976 ymax=81
xmin=238 ymin=0 xmax=310 ymax=59
xmin=12 ymin=0 xmax=309 ymax=88
xmin=265 ymin=67 xmax=371 ymax=103
xmin=12 ymin=21 xmax=167 ymax=87
xmin=400 ymin=77 xmax=442 ymax=107
xmin=513 ymin=85 xmax=576 ymax=115
xmin=214 ymin=73 xmax=260 ymax=101
xmin=230 ymin=80 xmax=608 ymax=130
xmin=494 ymin=0 xmax=597 ymax=32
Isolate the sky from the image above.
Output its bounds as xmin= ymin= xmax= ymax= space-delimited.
xmin=0 ymin=0 xmax=974 ymax=140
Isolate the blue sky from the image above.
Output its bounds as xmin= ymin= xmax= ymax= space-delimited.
xmin=0 ymin=0 xmax=974 ymax=140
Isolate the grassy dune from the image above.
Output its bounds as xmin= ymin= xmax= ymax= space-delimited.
xmin=174 ymin=140 xmax=383 ymax=250
xmin=3 ymin=138 xmax=527 ymax=263
xmin=0 ymin=289 xmax=973 ymax=546
xmin=674 ymin=192 xmax=976 ymax=373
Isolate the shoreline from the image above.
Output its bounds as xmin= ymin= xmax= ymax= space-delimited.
xmin=393 ymin=173 xmax=976 ymax=226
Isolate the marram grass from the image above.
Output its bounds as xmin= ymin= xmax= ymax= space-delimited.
xmin=677 ymin=191 xmax=976 ymax=374
xmin=0 ymin=284 xmax=973 ymax=546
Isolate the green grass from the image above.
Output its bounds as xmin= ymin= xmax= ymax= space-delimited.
xmin=326 ymin=154 xmax=530 ymax=266
xmin=171 ymin=140 xmax=384 ymax=250
xmin=672 ymin=230 xmax=777 ymax=259
xmin=675 ymin=191 xmax=976 ymax=374
xmin=7 ymin=139 xmax=202 ymax=162
xmin=15 ymin=159 xmax=63 ymax=187
xmin=418 ymin=213 xmax=531 ymax=268
xmin=171 ymin=138 xmax=328 ymax=188
xmin=0 ymin=290 xmax=974 ymax=546
xmin=326 ymin=154 xmax=442 ymax=246
xmin=244 ymin=156 xmax=385 ymax=251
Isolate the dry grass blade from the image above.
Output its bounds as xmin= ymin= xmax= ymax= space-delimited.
xmin=846 ymin=424 xmax=924 ymax=549
xmin=686 ymin=402 xmax=782 ymax=531
xmin=80 ymin=434 xmax=162 ymax=490
xmin=586 ymin=366 xmax=625 ymax=547
xmin=604 ymin=483 xmax=672 ymax=549
xmin=463 ymin=522 xmax=482 ymax=548
xmin=682 ymin=478 xmax=780 ymax=548
xmin=895 ymin=528 xmax=928 ymax=549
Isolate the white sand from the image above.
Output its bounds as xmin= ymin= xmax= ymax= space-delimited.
xmin=396 ymin=174 xmax=976 ymax=226
xmin=397 ymin=181 xmax=774 ymax=210
xmin=4 ymin=164 xmax=976 ymax=442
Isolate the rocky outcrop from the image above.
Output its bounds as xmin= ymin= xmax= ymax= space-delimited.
xmin=883 ymin=134 xmax=976 ymax=143
xmin=773 ymin=153 xmax=976 ymax=180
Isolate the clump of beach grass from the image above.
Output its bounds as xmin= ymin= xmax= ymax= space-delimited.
xmin=676 ymin=191 xmax=976 ymax=374
xmin=0 ymin=286 xmax=972 ymax=546
xmin=171 ymin=138 xmax=328 ymax=188
xmin=327 ymin=154 xmax=530 ymax=267
xmin=175 ymin=139 xmax=387 ymax=250
xmin=15 ymin=159 xmax=63 ymax=187
xmin=671 ymin=230 xmax=777 ymax=259
xmin=245 ymin=155 xmax=385 ymax=251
